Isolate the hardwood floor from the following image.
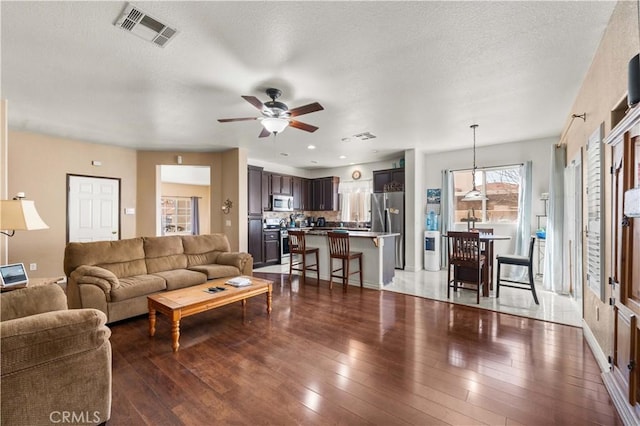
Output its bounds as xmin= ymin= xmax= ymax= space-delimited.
xmin=109 ymin=272 xmax=621 ymax=425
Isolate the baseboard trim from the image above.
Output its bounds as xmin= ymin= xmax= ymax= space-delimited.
xmin=582 ymin=319 xmax=610 ymax=372
xmin=602 ymin=369 xmax=640 ymax=426
xmin=583 ymin=319 xmax=640 ymax=425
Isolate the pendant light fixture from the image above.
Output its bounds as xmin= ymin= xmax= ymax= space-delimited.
xmin=462 ymin=124 xmax=487 ymax=201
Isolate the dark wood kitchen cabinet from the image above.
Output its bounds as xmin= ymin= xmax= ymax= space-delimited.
xmin=373 ymin=168 xmax=405 ymax=193
xmin=312 ymin=177 xmax=339 ymax=211
xmin=263 ymin=229 xmax=280 ymax=265
xmin=248 ymin=216 xmax=264 ymax=267
xmin=271 ymin=174 xmax=292 ymax=195
xmin=262 ymin=171 xmax=272 ymax=211
xmin=248 ymin=165 xmax=263 ymax=216
xmin=292 ymin=177 xmax=311 ymax=210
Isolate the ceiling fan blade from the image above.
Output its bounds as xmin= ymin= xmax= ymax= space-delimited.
xmin=242 ymin=95 xmax=265 ymax=111
xmin=288 ymin=102 xmax=324 ymax=117
xmin=289 ymin=120 xmax=319 ymax=133
xmin=218 ymin=117 xmax=258 ymax=122
xmin=258 ymin=127 xmax=271 ymax=138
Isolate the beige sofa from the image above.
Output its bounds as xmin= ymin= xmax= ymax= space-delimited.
xmin=64 ymin=233 xmax=253 ymax=323
xmin=1 ymin=284 xmax=111 ymax=426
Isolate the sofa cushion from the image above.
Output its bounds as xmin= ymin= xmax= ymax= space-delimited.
xmin=1 ymin=308 xmax=109 ymax=375
xmin=64 ymin=238 xmax=147 ymax=278
xmin=152 ymin=269 xmax=207 ymax=290
xmin=143 ymin=236 xmax=188 ymax=273
xmin=182 ymin=234 xmax=230 ymax=266
xmin=110 ymin=274 xmax=166 ymax=302
xmin=188 ymin=264 xmax=241 ymax=280
xmin=1 ymin=285 xmax=68 ymax=322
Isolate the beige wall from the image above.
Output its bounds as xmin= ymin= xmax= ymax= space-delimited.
xmin=160 ymin=182 xmax=211 ymax=234
xmin=6 ymin=130 xmax=137 ymax=278
xmin=1 ymin=100 xmax=8 ymax=264
xmin=562 ymin=1 xmax=638 ymax=357
xmin=4 ymin=138 xmax=246 ymax=277
xmin=136 ymin=149 xmax=246 ymax=251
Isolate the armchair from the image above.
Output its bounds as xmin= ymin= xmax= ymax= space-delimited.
xmin=1 ymin=285 xmax=112 ymax=425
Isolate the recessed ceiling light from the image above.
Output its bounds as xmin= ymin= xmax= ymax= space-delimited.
xmin=307 ymin=145 xmax=316 ymax=150
xmin=341 ymin=138 xmax=351 ymax=142
xmin=280 ymin=153 xmax=288 ymax=157
xmin=372 ymin=150 xmax=379 ymax=153
xmin=339 ymin=155 xmax=346 ymax=159
xmin=310 ymin=160 xmax=318 ymax=164
xmin=349 ymin=162 xmax=355 ymax=165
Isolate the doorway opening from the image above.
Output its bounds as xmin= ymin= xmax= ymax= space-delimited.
xmin=157 ymin=165 xmax=210 ymax=236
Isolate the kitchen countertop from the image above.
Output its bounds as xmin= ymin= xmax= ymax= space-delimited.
xmin=306 ymin=230 xmax=399 ymax=238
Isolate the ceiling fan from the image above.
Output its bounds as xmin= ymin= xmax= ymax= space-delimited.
xmin=218 ymin=88 xmax=324 ymax=137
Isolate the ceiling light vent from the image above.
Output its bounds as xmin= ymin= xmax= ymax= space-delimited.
xmin=114 ymin=3 xmax=178 ymax=48
xmin=354 ymin=132 xmax=377 ymax=141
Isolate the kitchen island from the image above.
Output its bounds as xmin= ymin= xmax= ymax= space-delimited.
xmin=303 ymin=229 xmax=399 ymax=289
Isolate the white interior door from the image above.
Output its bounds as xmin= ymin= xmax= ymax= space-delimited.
xmin=68 ymin=175 xmax=120 ymax=242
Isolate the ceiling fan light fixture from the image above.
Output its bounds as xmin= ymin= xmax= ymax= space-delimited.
xmin=261 ymin=117 xmax=289 ymax=134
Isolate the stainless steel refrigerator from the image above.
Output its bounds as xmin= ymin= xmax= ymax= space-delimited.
xmin=371 ymin=191 xmax=405 ymax=269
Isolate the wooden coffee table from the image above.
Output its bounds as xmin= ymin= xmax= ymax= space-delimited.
xmin=148 ymin=276 xmax=272 ymax=352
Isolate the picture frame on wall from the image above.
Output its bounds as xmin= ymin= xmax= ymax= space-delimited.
xmin=427 ymin=188 xmax=441 ymax=204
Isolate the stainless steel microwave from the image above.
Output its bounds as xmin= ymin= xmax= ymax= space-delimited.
xmin=272 ymin=195 xmax=293 ymax=212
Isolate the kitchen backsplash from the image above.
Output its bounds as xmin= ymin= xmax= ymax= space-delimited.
xmin=263 ymin=210 xmax=341 ymax=224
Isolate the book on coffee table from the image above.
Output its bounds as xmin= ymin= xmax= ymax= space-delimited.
xmin=226 ymin=276 xmax=252 ymax=287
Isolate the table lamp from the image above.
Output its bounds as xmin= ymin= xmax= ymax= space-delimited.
xmin=0 ymin=193 xmax=49 ymax=237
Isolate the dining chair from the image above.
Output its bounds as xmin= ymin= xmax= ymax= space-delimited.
xmin=288 ymin=230 xmax=319 ymax=284
xmin=496 ymin=236 xmax=538 ymax=304
xmin=447 ymin=231 xmax=486 ymax=304
xmin=327 ymin=231 xmax=363 ymax=291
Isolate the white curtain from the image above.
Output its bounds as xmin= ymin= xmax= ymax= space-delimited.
xmin=543 ymin=145 xmax=566 ymax=292
xmin=338 ymin=180 xmax=372 ymax=222
xmin=440 ymin=170 xmax=455 ymax=268
xmin=510 ymin=161 xmax=532 ymax=279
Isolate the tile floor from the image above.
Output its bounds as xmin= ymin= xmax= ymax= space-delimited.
xmin=255 ymin=263 xmax=583 ymax=327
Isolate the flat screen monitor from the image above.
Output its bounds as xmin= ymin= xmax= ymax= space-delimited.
xmin=0 ymin=263 xmax=28 ymax=287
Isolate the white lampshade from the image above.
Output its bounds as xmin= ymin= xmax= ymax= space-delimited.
xmin=0 ymin=199 xmax=49 ymax=235
xmin=261 ymin=117 xmax=289 ymax=134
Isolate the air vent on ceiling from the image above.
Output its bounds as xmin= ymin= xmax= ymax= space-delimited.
xmin=114 ymin=3 xmax=178 ymax=48
xmin=354 ymin=132 xmax=377 ymax=141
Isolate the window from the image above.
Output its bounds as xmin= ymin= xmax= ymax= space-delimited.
xmin=161 ymin=197 xmax=192 ymax=235
xmin=452 ymin=165 xmax=521 ymax=224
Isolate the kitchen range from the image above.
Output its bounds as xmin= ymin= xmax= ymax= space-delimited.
xmin=264 ymin=218 xmax=289 ymax=264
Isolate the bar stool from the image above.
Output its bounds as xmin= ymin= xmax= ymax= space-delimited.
xmin=327 ymin=231 xmax=363 ymax=291
xmin=288 ymin=230 xmax=319 ymax=284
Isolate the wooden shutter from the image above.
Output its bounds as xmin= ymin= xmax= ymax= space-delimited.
xmin=586 ymin=123 xmax=605 ymax=301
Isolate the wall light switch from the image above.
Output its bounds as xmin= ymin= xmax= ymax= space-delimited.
xmin=124 ymin=208 xmax=135 ymax=215
xmin=91 ymin=160 xmax=102 ymax=166
xmin=29 ymin=263 xmax=37 ymax=271
xmin=225 ymin=220 xmax=231 ymax=227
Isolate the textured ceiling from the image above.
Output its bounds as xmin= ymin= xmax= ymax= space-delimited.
xmin=1 ymin=1 xmax=616 ymax=169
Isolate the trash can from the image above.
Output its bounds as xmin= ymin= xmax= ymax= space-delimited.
xmin=424 ymin=230 xmax=440 ymax=271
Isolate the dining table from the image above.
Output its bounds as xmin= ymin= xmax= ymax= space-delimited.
xmin=445 ymin=233 xmax=511 ymax=297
